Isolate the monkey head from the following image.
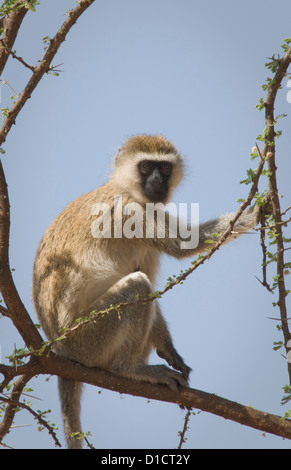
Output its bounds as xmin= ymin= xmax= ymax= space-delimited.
xmin=112 ymin=135 xmax=184 ymax=204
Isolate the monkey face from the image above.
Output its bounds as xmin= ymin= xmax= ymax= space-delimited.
xmin=112 ymin=135 xmax=184 ymax=204
xmin=138 ymin=160 xmax=173 ymax=203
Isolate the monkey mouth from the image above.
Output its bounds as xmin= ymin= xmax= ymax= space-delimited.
xmin=144 ymin=191 xmax=168 ymax=203
xmin=143 ymin=183 xmax=168 ymax=203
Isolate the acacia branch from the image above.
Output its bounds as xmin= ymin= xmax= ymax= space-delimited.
xmin=40 ymin=354 xmax=291 ymax=442
xmin=0 ymin=155 xmax=44 ymax=350
xmin=11 ymin=353 xmax=291 ymax=441
xmin=263 ymin=45 xmax=291 ymax=382
xmin=1 ymin=354 xmax=291 ymax=443
xmin=177 ymin=409 xmax=192 ymax=449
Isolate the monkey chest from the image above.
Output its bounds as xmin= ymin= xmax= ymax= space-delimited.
xmin=107 ymin=239 xmax=159 ymax=281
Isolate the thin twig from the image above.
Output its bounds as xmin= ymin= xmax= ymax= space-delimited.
xmin=0 ymin=40 xmax=35 ymax=71
xmin=0 ymin=304 xmax=10 ymax=317
xmin=257 ymin=210 xmax=273 ymax=292
xmin=267 ymin=317 xmax=291 ymax=322
xmin=255 ymin=217 xmax=291 ymax=231
xmin=281 ymin=206 xmax=291 ymax=216
xmin=177 ymin=408 xmax=192 ymax=449
xmin=0 ymin=391 xmax=61 ymax=447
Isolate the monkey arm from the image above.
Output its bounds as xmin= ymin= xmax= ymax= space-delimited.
xmin=143 ymin=207 xmax=259 ymax=259
xmin=191 ymin=208 xmax=259 ymax=255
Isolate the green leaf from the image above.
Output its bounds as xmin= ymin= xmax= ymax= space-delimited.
xmin=281 ymin=38 xmax=291 ymax=52
xmin=265 ymin=54 xmax=280 ymax=73
xmin=273 ymin=341 xmax=283 ymax=351
xmin=256 ymin=97 xmax=265 ymax=111
xmin=240 ymin=168 xmax=257 ymax=185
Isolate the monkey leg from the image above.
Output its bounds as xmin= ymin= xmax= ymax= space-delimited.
xmin=150 ymin=304 xmax=192 ymax=383
xmin=56 ymin=271 xmax=188 ymax=390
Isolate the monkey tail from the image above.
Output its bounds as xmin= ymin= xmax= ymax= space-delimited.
xmin=58 ymin=377 xmax=83 ymax=449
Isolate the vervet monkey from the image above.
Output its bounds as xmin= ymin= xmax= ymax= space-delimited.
xmin=32 ymin=135 xmax=260 ymax=448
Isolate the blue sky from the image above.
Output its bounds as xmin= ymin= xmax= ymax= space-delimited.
xmin=0 ymin=0 xmax=291 ymax=449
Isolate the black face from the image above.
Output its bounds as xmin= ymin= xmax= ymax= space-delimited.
xmin=138 ymin=160 xmax=172 ymax=203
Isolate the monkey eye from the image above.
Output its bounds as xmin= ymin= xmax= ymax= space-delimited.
xmin=139 ymin=161 xmax=154 ymax=175
xmin=159 ymin=162 xmax=172 ymax=176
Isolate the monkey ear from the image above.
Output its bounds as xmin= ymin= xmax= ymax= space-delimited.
xmin=114 ymin=147 xmax=123 ymax=163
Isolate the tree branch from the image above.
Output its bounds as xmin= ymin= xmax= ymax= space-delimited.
xmin=177 ymin=409 xmax=192 ymax=449
xmin=29 ymin=353 xmax=291 ymax=442
xmin=0 ymin=158 xmax=44 ymax=350
xmin=263 ymin=45 xmax=291 ymax=382
xmin=2 ymin=352 xmax=291 ymax=444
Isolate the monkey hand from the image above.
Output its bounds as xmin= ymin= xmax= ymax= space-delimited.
xmin=156 ymin=348 xmax=191 ymax=384
xmin=155 ymin=365 xmax=190 ymax=391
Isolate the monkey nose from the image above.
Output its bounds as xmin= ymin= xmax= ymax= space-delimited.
xmin=153 ymin=176 xmax=163 ymax=187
